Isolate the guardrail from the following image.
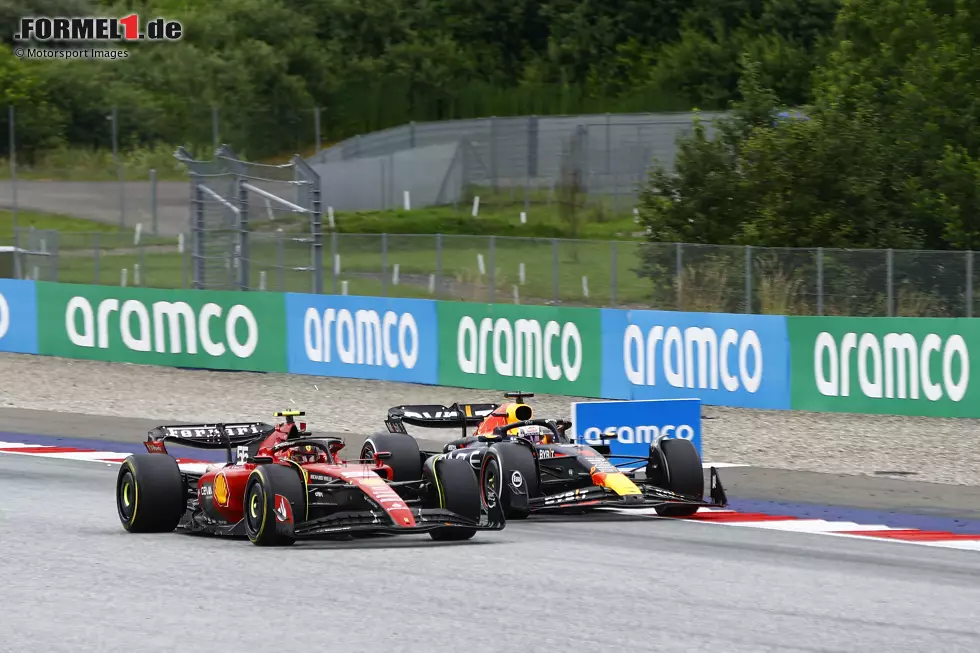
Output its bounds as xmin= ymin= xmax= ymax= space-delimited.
xmin=0 ymin=279 xmax=974 ymax=418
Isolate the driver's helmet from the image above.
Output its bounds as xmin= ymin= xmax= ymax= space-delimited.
xmin=511 ymin=424 xmax=551 ymax=444
xmin=288 ymin=444 xmax=321 ymax=464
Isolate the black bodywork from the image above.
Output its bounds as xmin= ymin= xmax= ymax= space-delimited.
xmin=383 ymin=396 xmax=728 ymax=516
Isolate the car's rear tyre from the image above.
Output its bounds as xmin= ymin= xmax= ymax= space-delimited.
xmin=243 ymin=464 xmax=306 ymax=546
xmin=428 ymin=457 xmax=481 ymax=541
xmin=116 ymin=454 xmax=185 ymax=533
xmin=651 ymin=439 xmax=704 ymax=517
xmin=481 ymin=442 xmax=537 ymax=520
xmin=361 ymin=433 xmax=423 ymax=482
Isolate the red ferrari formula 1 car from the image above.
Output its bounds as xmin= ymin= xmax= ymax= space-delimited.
xmin=115 ymin=410 xmax=505 ymax=546
xmin=370 ymin=392 xmax=727 ymax=520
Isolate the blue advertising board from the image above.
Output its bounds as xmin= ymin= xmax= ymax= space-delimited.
xmin=285 ymin=294 xmax=439 ymax=384
xmin=569 ymin=398 xmax=702 ymax=469
xmin=0 ymin=279 xmax=38 ymax=354
xmin=600 ymin=309 xmax=791 ymax=409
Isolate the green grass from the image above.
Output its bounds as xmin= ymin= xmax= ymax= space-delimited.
xmin=1 ymin=210 xmax=121 ymax=237
xmin=0 ymin=145 xmax=191 ymax=182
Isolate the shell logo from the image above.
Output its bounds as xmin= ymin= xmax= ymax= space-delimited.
xmin=214 ymin=473 xmax=230 ymax=506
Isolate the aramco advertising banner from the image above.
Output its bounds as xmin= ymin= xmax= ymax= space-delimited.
xmin=788 ymin=316 xmax=980 ymax=417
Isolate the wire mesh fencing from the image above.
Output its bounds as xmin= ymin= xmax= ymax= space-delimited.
xmin=12 ymin=228 xmax=980 ymax=318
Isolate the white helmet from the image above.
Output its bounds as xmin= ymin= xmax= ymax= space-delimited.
xmin=513 ymin=424 xmax=549 ymax=443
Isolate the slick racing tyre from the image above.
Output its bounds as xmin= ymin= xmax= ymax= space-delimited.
xmin=649 ymin=438 xmax=704 ymax=517
xmin=427 ymin=457 xmax=481 ymax=541
xmin=243 ymin=464 xmax=306 ymax=546
xmin=481 ymin=442 xmax=537 ymax=520
xmin=360 ymin=433 xmax=423 ymax=482
xmin=116 ymin=454 xmax=185 ymax=533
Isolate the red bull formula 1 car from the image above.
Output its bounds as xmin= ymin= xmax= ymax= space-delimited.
xmin=366 ymin=392 xmax=727 ymax=519
xmin=115 ymin=410 xmax=505 ymax=545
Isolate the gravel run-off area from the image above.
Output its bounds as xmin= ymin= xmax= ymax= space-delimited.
xmin=1 ymin=352 xmax=979 ymax=486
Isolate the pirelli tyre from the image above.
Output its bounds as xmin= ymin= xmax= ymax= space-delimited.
xmin=243 ymin=464 xmax=307 ymax=546
xmin=481 ymin=442 xmax=538 ymax=520
xmin=426 ymin=456 xmax=482 ymax=541
xmin=648 ymin=438 xmax=704 ymax=517
xmin=360 ymin=433 xmax=423 ymax=482
xmin=116 ymin=454 xmax=185 ymax=533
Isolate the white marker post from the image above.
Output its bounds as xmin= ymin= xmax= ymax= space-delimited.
xmin=133 ymin=264 xmax=141 ymax=286
xmin=121 ymin=268 xmax=128 ymax=287
xmin=519 ymin=262 xmax=526 ymax=285
xmin=327 ymin=206 xmax=335 ymax=229
xmin=259 ymin=270 xmax=267 ymax=291
xmin=265 ymin=198 xmax=275 ymax=220
xmin=582 ymin=276 xmax=589 ymax=298
xmin=477 ymin=253 xmax=486 ymax=275
xmin=472 ymin=196 xmax=480 ymax=217
xmin=520 ymin=211 xmax=527 ymax=224
xmin=134 ymin=223 xmax=142 ymax=245
xmin=341 ymin=280 xmax=349 ymax=295
xmin=403 ymin=191 xmax=411 ymax=211
xmin=513 ymin=285 xmax=520 ymax=304
xmin=392 ymin=263 xmax=400 ymax=285
xmin=177 ymin=233 xmax=185 ymax=253
xmin=428 ymin=274 xmax=436 ymax=294
xmin=633 ymin=208 xmax=640 ymax=223
xmin=334 ymin=254 xmax=341 ymax=275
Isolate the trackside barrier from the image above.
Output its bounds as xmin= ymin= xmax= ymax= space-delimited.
xmin=3 ymin=281 xmax=980 ymax=418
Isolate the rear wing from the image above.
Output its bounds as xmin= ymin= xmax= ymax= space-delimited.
xmin=385 ymin=403 xmax=498 ymax=435
xmin=145 ymin=422 xmax=275 ymax=461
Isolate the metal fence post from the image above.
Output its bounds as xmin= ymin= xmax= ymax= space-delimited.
xmin=93 ymin=232 xmax=101 ymax=284
xmin=277 ymin=231 xmax=285 ymax=292
xmin=237 ymin=173 xmax=249 ymax=290
xmin=968 ymin=251 xmax=974 ymax=318
xmin=610 ymin=241 xmax=617 ymax=306
xmin=676 ymin=243 xmax=683 ymax=310
xmin=605 ymin=113 xmax=611 ymax=175
xmin=489 ymin=235 xmax=496 ymax=303
xmin=527 ymin=115 xmax=539 ymax=180
xmin=110 ymin=106 xmax=124 ymax=229
xmin=8 ymin=105 xmax=17 ymax=230
xmin=552 ymin=238 xmax=559 ymax=303
xmin=149 ymin=168 xmax=158 ymax=235
xmin=331 ymin=231 xmax=338 ymax=294
xmin=381 ymin=232 xmax=389 ymax=297
xmin=211 ymin=106 xmax=220 ymax=153
xmin=817 ymin=247 xmax=824 ymax=316
xmin=314 ymin=106 xmax=322 ymax=154
xmin=436 ymin=233 xmax=443 ymax=298
xmin=745 ymin=245 xmax=752 ymax=314
xmin=886 ymin=248 xmax=894 ymax=317
xmin=190 ymin=173 xmax=205 ymax=289
xmin=490 ymin=117 xmax=497 ymax=191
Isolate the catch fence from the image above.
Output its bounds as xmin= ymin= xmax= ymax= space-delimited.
xmin=10 ymin=228 xmax=978 ymax=318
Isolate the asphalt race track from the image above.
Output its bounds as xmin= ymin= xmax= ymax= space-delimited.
xmin=3 ymin=411 xmax=980 ymax=652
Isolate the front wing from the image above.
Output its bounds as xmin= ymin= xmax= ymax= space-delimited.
xmin=292 ymin=506 xmax=504 ymax=538
xmin=528 ymin=467 xmax=728 ymax=513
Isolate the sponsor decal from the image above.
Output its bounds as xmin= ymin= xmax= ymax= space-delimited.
xmin=437 ymin=303 xmax=602 ymax=395
xmin=570 ymin=398 xmax=702 ymax=469
xmin=286 ymin=294 xmax=438 ymax=384
xmin=274 ymin=494 xmax=293 ymax=523
xmin=601 ymin=309 xmax=790 ymax=409
xmin=309 ymin=474 xmax=331 ymax=483
xmin=510 ymin=471 xmax=524 ymax=488
xmin=162 ymin=424 xmax=265 ymax=440
xmin=537 ymin=449 xmax=555 ymax=459
xmin=199 ymin=483 xmax=213 ymax=498
xmin=213 ymin=473 xmax=229 ymax=507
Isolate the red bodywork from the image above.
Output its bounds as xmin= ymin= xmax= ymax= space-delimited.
xmin=193 ymin=420 xmax=419 ymax=528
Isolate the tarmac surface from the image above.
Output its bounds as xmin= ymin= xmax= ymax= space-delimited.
xmin=0 ymin=180 xmax=189 ymax=235
xmin=3 ymin=410 xmax=980 ymax=651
